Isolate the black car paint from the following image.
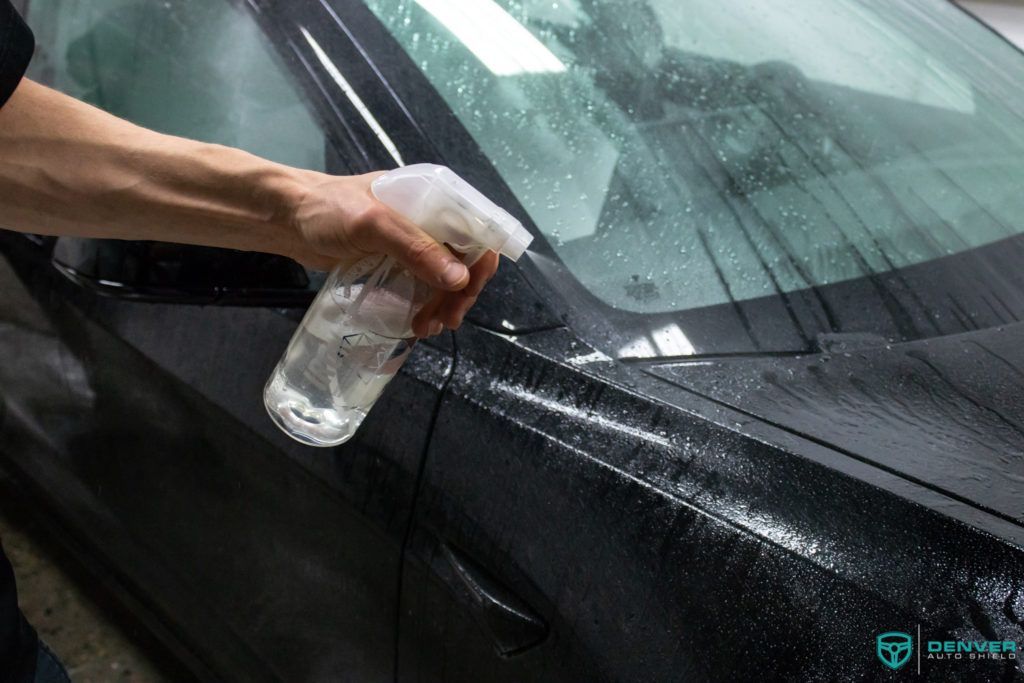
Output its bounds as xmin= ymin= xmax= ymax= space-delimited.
xmin=649 ymin=324 xmax=1024 ymax=529
xmin=0 ymin=228 xmax=453 ymax=681
xmin=405 ymin=324 xmax=1024 ymax=681
xmin=0 ymin=1 xmax=1022 ymax=682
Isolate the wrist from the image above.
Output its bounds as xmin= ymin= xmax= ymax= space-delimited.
xmin=196 ymin=140 xmax=325 ymax=260
xmin=256 ymin=161 xmax=319 ymax=260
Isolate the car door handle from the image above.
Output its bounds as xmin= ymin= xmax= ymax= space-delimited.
xmin=435 ymin=542 xmax=548 ymax=657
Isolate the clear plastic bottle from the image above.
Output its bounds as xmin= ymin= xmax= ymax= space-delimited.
xmin=264 ymin=255 xmax=431 ymax=446
xmin=264 ymin=164 xmax=533 ymax=447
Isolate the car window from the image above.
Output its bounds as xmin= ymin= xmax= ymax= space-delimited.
xmin=362 ymin=0 xmax=1024 ymax=355
xmin=25 ymin=0 xmax=326 ymax=171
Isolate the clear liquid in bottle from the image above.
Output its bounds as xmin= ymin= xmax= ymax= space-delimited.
xmin=264 ymin=257 xmax=428 ymax=447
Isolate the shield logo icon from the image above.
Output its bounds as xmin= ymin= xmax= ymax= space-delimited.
xmin=877 ymin=631 xmax=913 ymax=670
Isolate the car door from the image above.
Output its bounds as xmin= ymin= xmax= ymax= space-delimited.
xmin=0 ymin=1 xmax=448 ymax=681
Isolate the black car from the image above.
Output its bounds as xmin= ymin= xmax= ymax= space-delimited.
xmin=2 ymin=0 xmax=1024 ymax=681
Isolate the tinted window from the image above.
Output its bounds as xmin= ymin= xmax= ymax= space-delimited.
xmin=26 ymin=0 xmax=325 ymax=170
xmin=364 ymin=0 xmax=1024 ymax=355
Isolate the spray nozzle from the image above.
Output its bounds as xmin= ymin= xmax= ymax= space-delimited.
xmin=371 ymin=164 xmax=533 ymax=266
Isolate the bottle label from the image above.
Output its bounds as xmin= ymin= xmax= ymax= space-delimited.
xmin=325 ymin=330 xmax=412 ymax=411
xmin=333 ymin=331 xmax=413 ymax=387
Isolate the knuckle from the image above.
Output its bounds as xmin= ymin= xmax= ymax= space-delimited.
xmin=347 ymin=207 xmax=387 ymax=248
xmin=406 ymin=237 xmax=439 ymax=264
xmin=361 ymin=204 xmax=388 ymax=224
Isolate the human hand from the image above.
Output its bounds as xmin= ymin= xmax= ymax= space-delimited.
xmin=288 ymin=171 xmax=500 ymax=337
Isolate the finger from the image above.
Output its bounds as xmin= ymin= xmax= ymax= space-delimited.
xmin=438 ymin=290 xmax=478 ymax=330
xmin=356 ymin=206 xmax=469 ymax=291
xmin=439 ymin=251 xmax=498 ymax=328
xmin=438 ymin=285 xmax=484 ymax=329
xmin=416 ymin=251 xmax=496 ymax=329
xmin=412 ymin=291 xmax=446 ymax=338
xmin=417 ymin=296 xmax=446 ymax=337
xmin=463 ymin=251 xmax=499 ymax=298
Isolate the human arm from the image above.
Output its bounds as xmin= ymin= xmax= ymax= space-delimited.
xmin=0 ymin=79 xmax=498 ymax=335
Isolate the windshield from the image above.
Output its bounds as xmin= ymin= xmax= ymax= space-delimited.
xmin=362 ymin=0 xmax=1024 ymax=356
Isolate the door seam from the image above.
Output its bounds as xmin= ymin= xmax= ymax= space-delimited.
xmin=391 ymin=329 xmax=460 ymax=682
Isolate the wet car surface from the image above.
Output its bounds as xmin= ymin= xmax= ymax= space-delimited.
xmin=2 ymin=0 xmax=1024 ymax=681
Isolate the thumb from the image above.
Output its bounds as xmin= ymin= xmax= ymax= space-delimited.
xmin=363 ymin=206 xmax=470 ymax=290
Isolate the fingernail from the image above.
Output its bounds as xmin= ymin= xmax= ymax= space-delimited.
xmin=430 ymin=321 xmax=444 ymax=336
xmin=441 ymin=261 xmax=468 ymax=287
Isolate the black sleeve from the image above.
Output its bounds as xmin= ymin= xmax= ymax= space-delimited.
xmin=0 ymin=8 xmax=41 ymax=677
xmin=0 ymin=547 xmax=37 ymax=683
xmin=0 ymin=0 xmax=33 ymax=110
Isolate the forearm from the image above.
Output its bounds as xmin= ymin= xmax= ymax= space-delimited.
xmin=0 ymin=79 xmax=308 ymax=258
xmin=0 ymin=78 xmax=484 ymax=336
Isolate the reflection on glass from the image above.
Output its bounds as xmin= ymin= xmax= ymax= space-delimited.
xmin=364 ymin=0 xmax=1024 ymax=355
xmin=413 ymin=0 xmax=566 ymax=75
xmin=27 ymin=0 xmax=326 ymax=170
xmin=300 ymin=27 xmax=406 ymax=166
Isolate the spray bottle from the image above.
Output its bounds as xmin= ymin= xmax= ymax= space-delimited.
xmin=264 ymin=164 xmax=533 ymax=447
